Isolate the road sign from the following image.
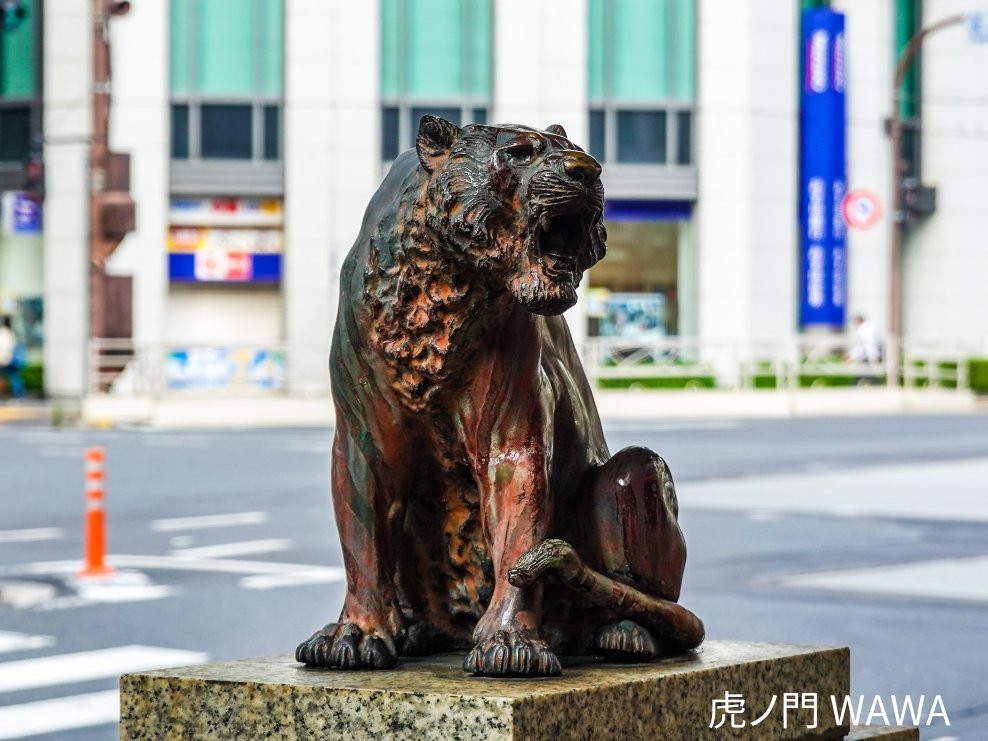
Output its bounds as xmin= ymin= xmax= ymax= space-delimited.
xmin=966 ymin=12 xmax=988 ymax=44
xmin=841 ymin=189 xmax=883 ymax=230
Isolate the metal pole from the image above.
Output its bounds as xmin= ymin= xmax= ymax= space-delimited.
xmin=888 ymin=14 xmax=963 ymax=387
xmin=90 ymin=0 xmax=110 ymax=341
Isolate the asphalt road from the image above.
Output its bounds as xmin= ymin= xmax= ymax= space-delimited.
xmin=0 ymin=415 xmax=986 ymax=739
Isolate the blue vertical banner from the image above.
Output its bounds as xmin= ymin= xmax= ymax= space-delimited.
xmin=799 ymin=8 xmax=847 ymax=329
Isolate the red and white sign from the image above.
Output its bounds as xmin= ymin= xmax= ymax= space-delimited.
xmin=194 ymin=250 xmax=253 ymax=282
xmin=841 ymin=189 xmax=882 ymax=230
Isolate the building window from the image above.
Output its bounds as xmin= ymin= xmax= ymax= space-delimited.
xmin=588 ymin=0 xmax=695 ymax=166
xmin=169 ymin=0 xmax=283 ymax=162
xmin=0 ymin=0 xmax=39 ymax=165
xmin=380 ymin=0 xmax=492 ymax=161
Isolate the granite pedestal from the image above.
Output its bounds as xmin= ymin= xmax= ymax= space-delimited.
xmin=120 ymin=640 xmax=918 ymax=740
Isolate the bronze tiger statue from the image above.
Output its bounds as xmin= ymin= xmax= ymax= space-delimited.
xmin=296 ymin=116 xmax=704 ymax=677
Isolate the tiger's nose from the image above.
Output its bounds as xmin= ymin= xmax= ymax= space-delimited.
xmin=562 ymin=152 xmax=602 ymax=183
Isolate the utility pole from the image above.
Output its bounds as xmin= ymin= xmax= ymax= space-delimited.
xmin=88 ymin=0 xmax=135 ymax=359
xmin=887 ymin=13 xmax=963 ymax=386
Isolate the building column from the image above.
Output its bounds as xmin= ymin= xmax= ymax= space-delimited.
xmin=105 ymin=0 xmax=169 ymax=354
xmin=493 ymin=0 xmax=590 ymax=355
xmin=832 ymin=0 xmax=894 ymax=343
xmin=42 ymin=0 xmax=92 ymax=397
xmin=694 ymin=0 xmax=799 ymax=362
xmin=283 ymin=0 xmax=379 ymax=395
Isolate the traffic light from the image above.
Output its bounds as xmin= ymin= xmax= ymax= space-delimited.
xmin=901 ymin=177 xmax=937 ymax=224
xmin=0 ymin=0 xmax=27 ymax=33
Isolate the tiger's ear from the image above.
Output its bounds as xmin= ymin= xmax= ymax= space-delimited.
xmin=416 ymin=115 xmax=461 ymax=173
xmin=545 ymin=124 xmax=567 ymax=137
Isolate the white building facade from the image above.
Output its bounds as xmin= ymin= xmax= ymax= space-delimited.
xmin=4 ymin=0 xmax=985 ymax=398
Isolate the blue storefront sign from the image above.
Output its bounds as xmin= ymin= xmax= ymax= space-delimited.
xmin=799 ymin=8 xmax=847 ymax=329
xmin=1 ymin=192 xmax=42 ymax=236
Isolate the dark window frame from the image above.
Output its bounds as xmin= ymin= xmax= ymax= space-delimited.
xmin=169 ymin=0 xmax=282 ymax=163
xmin=0 ymin=0 xmax=43 ymax=169
xmin=588 ymin=0 xmax=695 ymax=167
xmin=380 ymin=0 xmax=492 ymax=162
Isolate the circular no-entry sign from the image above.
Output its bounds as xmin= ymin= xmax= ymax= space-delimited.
xmin=841 ymin=189 xmax=883 ymax=230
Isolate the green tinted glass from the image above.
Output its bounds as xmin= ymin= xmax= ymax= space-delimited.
xmin=406 ymin=0 xmax=463 ymax=97
xmin=670 ymin=0 xmax=694 ymax=101
xmin=260 ymin=0 xmax=283 ymax=95
xmin=0 ymin=0 xmax=35 ymax=97
xmin=588 ymin=0 xmax=605 ymax=101
xmin=612 ymin=0 xmax=668 ymax=101
xmin=896 ymin=0 xmax=919 ymax=117
xmin=467 ymin=0 xmax=491 ymax=97
xmin=381 ymin=0 xmax=401 ymax=98
xmin=198 ymin=0 xmax=256 ymax=95
xmin=170 ymin=0 xmax=192 ymax=95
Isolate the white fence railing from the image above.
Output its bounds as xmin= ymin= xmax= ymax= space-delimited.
xmin=89 ymin=336 xmax=971 ymax=397
xmin=88 ymin=340 xmax=309 ymax=397
xmin=584 ymin=336 xmax=969 ymax=391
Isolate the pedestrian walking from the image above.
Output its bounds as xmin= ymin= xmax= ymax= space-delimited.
xmin=844 ymin=314 xmax=882 ymax=385
xmin=0 ymin=316 xmax=26 ymax=398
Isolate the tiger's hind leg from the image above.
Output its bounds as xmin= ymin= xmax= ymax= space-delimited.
xmin=577 ymin=446 xmax=698 ymax=660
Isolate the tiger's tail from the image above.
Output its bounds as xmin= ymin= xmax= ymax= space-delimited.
xmin=508 ymin=538 xmax=705 ymax=651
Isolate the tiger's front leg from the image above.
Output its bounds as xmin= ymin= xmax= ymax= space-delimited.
xmin=296 ymin=411 xmax=409 ymax=670
xmin=464 ymin=420 xmax=561 ymax=677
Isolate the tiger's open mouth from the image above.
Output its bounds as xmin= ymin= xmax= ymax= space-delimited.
xmin=535 ymin=208 xmax=600 ymax=279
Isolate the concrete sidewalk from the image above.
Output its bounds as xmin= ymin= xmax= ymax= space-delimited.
xmin=73 ymin=387 xmax=981 ymax=429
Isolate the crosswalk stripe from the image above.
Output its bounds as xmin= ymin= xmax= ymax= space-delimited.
xmin=0 ymin=689 xmax=118 ymax=739
xmin=0 ymin=529 xmax=62 ymax=544
xmin=150 ymin=511 xmax=268 ymax=531
xmin=0 ymin=632 xmax=54 ymax=655
xmin=0 ymin=645 xmax=208 ymax=694
xmin=171 ymin=538 xmax=291 ymax=559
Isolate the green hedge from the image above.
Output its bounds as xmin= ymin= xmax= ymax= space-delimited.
xmin=22 ymin=363 xmax=44 ymax=393
xmin=598 ymin=376 xmax=716 ymax=390
xmin=970 ymin=358 xmax=988 ymax=393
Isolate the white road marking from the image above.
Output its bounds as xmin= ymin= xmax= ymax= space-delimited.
xmin=603 ymin=419 xmax=742 ymax=433
xmin=0 ymin=580 xmax=58 ymax=609
xmin=240 ymin=569 xmax=345 ymax=590
xmin=0 ymin=645 xmax=208 ymax=694
xmin=0 ymin=528 xmax=62 ymax=544
xmin=169 ymin=535 xmax=195 ymax=548
xmin=0 ymin=689 xmax=118 ymax=739
xmin=780 ymin=554 xmax=988 ymax=603
xmin=150 ymin=511 xmax=268 ymax=532
xmin=0 ymin=632 xmax=54 ymax=654
xmin=680 ymin=457 xmax=988 ymax=523
xmin=0 ymin=555 xmax=345 ymax=596
xmin=171 ymin=538 xmax=291 ymax=559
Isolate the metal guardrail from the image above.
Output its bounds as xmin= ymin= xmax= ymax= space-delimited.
xmin=89 ymin=337 xmax=971 ymax=397
xmin=584 ymin=336 xmax=970 ymax=391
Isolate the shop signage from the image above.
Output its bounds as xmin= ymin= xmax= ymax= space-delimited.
xmin=1 ymin=192 xmax=42 ymax=236
xmin=799 ymin=8 xmax=847 ymax=329
xmin=169 ymin=197 xmax=283 ymax=226
xmin=165 ymin=348 xmax=285 ymax=391
xmin=167 ymin=225 xmax=283 ymax=283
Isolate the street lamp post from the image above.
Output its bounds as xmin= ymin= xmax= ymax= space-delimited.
xmin=887 ymin=13 xmax=967 ymax=386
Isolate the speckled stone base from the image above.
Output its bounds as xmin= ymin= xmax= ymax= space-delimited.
xmin=120 ymin=640 xmax=862 ymax=740
xmin=847 ymin=727 xmax=919 ymax=740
